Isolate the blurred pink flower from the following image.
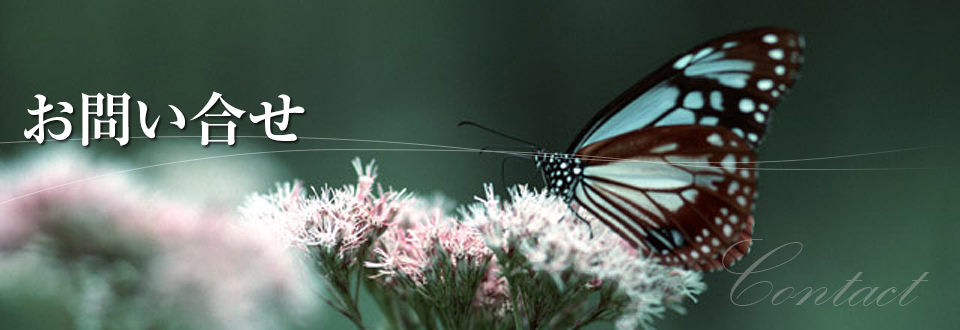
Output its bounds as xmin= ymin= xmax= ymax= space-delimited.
xmin=0 ymin=150 xmax=314 ymax=330
xmin=474 ymin=260 xmax=511 ymax=316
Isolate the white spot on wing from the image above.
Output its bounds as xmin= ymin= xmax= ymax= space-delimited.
xmin=727 ymin=181 xmax=740 ymax=195
xmin=732 ymin=127 xmax=745 ymax=138
xmin=710 ymin=91 xmax=723 ymax=110
xmin=706 ymin=133 xmax=723 ymax=147
xmin=685 ymin=58 xmax=753 ymax=77
xmin=697 ymin=51 xmax=727 ymax=64
xmin=672 ymin=230 xmax=684 ymax=246
xmin=648 ymin=192 xmax=685 ymax=212
xmin=763 ymin=34 xmax=779 ymax=44
xmin=757 ymin=79 xmax=773 ymax=91
xmin=683 ymin=91 xmax=704 ymax=109
xmin=692 ymin=47 xmax=714 ymax=61
xmin=695 ymin=173 xmax=725 ymax=191
xmin=651 ymin=142 xmax=679 ymax=153
xmin=721 ymin=154 xmax=737 ymax=172
xmin=717 ymin=73 xmax=749 ymax=88
xmin=674 ymin=54 xmax=693 ymax=69
xmin=769 ymin=48 xmax=784 ymax=60
xmin=656 ymin=108 xmax=696 ymax=127
xmin=739 ymin=98 xmax=755 ymax=113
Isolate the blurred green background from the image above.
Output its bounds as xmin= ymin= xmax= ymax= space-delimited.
xmin=2 ymin=1 xmax=958 ymax=329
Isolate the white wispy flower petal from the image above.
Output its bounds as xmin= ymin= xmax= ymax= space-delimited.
xmin=239 ymin=158 xmax=406 ymax=259
xmin=465 ymin=184 xmax=706 ymax=329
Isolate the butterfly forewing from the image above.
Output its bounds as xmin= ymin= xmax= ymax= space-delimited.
xmin=573 ymin=125 xmax=757 ymax=271
xmin=570 ymin=27 xmax=804 ymax=152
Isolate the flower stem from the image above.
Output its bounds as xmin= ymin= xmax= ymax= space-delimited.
xmin=569 ymin=287 xmax=611 ymax=330
xmin=509 ymin=289 xmax=524 ymax=330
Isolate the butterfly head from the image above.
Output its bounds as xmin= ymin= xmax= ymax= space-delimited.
xmin=534 ymin=152 xmax=583 ymax=202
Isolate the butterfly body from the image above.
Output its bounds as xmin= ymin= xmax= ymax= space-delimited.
xmin=533 ymin=152 xmax=584 ymax=203
xmin=535 ymin=27 xmax=804 ymax=272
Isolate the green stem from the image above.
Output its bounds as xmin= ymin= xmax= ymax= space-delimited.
xmin=510 ymin=290 xmax=524 ymax=330
xmin=316 ymin=252 xmax=368 ymax=330
xmin=569 ymin=288 xmax=611 ymax=330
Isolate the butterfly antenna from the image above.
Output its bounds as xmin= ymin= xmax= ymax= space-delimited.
xmin=478 ymin=145 xmax=535 ymax=160
xmin=458 ymin=121 xmax=540 ymax=149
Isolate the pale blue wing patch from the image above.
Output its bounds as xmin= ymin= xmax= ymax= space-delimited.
xmin=577 ymin=83 xmax=681 ymax=148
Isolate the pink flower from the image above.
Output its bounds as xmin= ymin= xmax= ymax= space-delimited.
xmin=465 ymin=184 xmax=706 ymax=329
xmin=239 ymin=158 xmax=406 ymax=260
xmin=474 ymin=260 xmax=511 ymax=315
xmin=365 ymin=199 xmax=492 ymax=285
xmin=0 ymin=150 xmax=313 ymax=330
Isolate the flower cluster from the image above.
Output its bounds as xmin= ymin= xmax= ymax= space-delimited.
xmin=0 ymin=150 xmax=313 ymax=330
xmin=239 ymin=160 xmax=706 ymax=330
xmin=364 ymin=199 xmax=506 ymax=329
xmin=239 ymin=159 xmax=405 ymax=255
xmin=465 ymin=185 xmax=706 ymax=330
xmin=238 ymin=158 xmax=408 ymax=329
xmin=366 ymin=198 xmax=492 ymax=282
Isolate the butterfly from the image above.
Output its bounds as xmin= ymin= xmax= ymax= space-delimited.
xmin=532 ymin=27 xmax=804 ymax=272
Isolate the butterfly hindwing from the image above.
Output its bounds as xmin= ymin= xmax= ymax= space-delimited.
xmin=572 ymin=125 xmax=757 ymax=271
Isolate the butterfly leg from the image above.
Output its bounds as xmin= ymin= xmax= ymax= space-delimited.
xmin=565 ymin=203 xmax=594 ymax=238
